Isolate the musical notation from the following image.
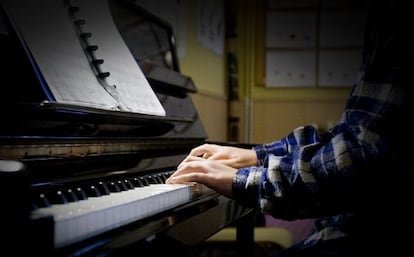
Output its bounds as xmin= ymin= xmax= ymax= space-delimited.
xmin=2 ymin=0 xmax=166 ymax=116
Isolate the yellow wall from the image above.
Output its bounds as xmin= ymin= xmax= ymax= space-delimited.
xmin=179 ymin=0 xmax=228 ymax=142
xmin=236 ymin=0 xmax=350 ymax=143
xmin=191 ymin=92 xmax=228 ymax=142
xmin=178 ymin=0 xmax=351 ymax=144
xmin=250 ymin=97 xmax=347 ymax=143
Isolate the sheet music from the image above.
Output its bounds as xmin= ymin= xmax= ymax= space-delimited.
xmin=73 ymin=0 xmax=166 ymax=116
xmin=2 ymin=0 xmax=166 ymax=116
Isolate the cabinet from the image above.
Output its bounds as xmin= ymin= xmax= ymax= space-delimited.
xmin=259 ymin=0 xmax=368 ymax=88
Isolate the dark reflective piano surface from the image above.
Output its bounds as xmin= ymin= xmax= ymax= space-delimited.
xmin=0 ymin=0 xmax=254 ymax=256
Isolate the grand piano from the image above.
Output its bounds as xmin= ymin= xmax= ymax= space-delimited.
xmin=0 ymin=0 xmax=255 ymax=256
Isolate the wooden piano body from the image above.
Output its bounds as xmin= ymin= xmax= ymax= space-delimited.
xmin=0 ymin=0 xmax=254 ymax=256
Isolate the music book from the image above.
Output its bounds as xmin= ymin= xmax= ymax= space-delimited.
xmin=1 ymin=0 xmax=166 ymax=116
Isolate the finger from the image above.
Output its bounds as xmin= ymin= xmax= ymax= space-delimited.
xmin=189 ymin=144 xmax=218 ymax=158
xmin=189 ymin=149 xmax=210 ymax=159
xmin=177 ymin=155 xmax=205 ymax=169
xmin=168 ymin=160 xmax=206 ymax=182
xmin=167 ymin=172 xmax=207 ymax=185
xmin=189 ymin=144 xmax=210 ymax=156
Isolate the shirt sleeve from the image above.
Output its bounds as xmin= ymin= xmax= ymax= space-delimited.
xmin=232 ymin=0 xmax=409 ymax=220
xmin=232 ymin=83 xmax=407 ymax=220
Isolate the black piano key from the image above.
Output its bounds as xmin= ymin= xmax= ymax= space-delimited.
xmin=74 ymin=187 xmax=88 ymax=200
xmin=156 ymin=174 xmax=164 ymax=184
xmin=107 ymin=181 xmax=121 ymax=192
xmin=149 ymin=174 xmax=164 ymax=184
xmin=152 ymin=175 xmax=159 ymax=184
xmin=165 ymin=171 xmax=174 ymax=179
xmin=65 ymin=188 xmax=78 ymax=202
xmin=160 ymin=173 xmax=168 ymax=183
xmin=49 ymin=190 xmax=68 ymax=204
xmin=96 ymin=181 xmax=110 ymax=195
xmin=141 ymin=176 xmax=150 ymax=186
xmin=33 ymin=193 xmax=51 ymax=208
xmin=131 ymin=177 xmax=144 ymax=187
xmin=85 ymin=185 xmax=101 ymax=197
xmin=123 ymin=179 xmax=134 ymax=190
xmin=116 ymin=180 xmax=128 ymax=191
xmin=147 ymin=175 xmax=158 ymax=184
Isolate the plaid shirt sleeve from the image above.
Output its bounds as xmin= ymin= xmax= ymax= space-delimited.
xmin=232 ymin=0 xmax=410 ymax=220
xmin=232 ymin=82 xmax=408 ymax=220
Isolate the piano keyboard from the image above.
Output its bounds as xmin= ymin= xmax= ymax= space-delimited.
xmin=30 ymin=176 xmax=211 ymax=248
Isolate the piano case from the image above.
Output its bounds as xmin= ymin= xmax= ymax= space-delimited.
xmin=0 ymin=0 xmax=255 ymax=256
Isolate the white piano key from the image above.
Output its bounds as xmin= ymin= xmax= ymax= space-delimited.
xmin=31 ymin=183 xmax=206 ymax=248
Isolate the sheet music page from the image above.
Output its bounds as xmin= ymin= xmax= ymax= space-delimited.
xmin=2 ymin=0 xmax=166 ymax=116
xmin=2 ymin=0 xmax=120 ymax=111
xmin=73 ymin=0 xmax=165 ymax=116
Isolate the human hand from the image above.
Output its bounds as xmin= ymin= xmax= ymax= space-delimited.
xmin=166 ymin=156 xmax=238 ymax=198
xmin=180 ymin=143 xmax=258 ymax=169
